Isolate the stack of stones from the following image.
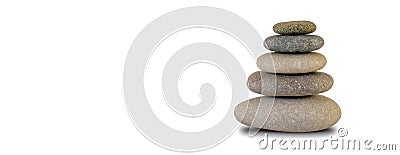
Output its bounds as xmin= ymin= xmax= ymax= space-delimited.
xmin=234 ymin=21 xmax=341 ymax=132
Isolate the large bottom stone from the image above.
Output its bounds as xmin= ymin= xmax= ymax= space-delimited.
xmin=234 ymin=95 xmax=341 ymax=132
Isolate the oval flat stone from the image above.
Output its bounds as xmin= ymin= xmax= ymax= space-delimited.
xmin=234 ymin=95 xmax=341 ymax=132
xmin=273 ymin=21 xmax=316 ymax=35
xmin=247 ymin=71 xmax=333 ymax=96
xmin=256 ymin=52 xmax=327 ymax=74
xmin=264 ymin=35 xmax=324 ymax=52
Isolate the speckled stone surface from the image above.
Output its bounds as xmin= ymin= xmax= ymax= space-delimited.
xmin=234 ymin=95 xmax=341 ymax=132
xmin=247 ymin=71 xmax=333 ymax=96
xmin=273 ymin=21 xmax=316 ymax=35
xmin=264 ymin=35 xmax=324 ymax=52
xmin=257 ymin=52 xmax=327 ymax=74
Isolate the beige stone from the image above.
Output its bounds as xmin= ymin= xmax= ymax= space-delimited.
xmin=257 ymin=52 xmax=327 ymax=74
xmin=234 ymin=95 xmax=341 ymax=132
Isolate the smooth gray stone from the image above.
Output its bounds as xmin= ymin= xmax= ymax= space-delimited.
xmin=234 ymin=95 xmax=341 ymax=132
xmin=256 ymin=52 xmax=327 ymax=74
xmin=247 ymin=71 xmax=333 ymax=96
xmin=264 ymin=35 xmax=324 ymax=52
xmin=273 ymin=21 xmax=316 ymax=35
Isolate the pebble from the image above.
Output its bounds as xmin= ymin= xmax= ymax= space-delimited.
xmin=273 ymin=21 xmax=316 ymax=34
xmin=247 ymin=71 xmax=333 ymax=96
xmin=264 ymin=35 xmax=324 ymax=52
xmin=234 ymin=95 xmax=341 ymax=132
xmin=256 ymin=52 xmax=327 ymax=74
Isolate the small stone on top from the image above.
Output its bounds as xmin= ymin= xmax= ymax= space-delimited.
xmin=273 ymin=21 xmax=316 ymax=35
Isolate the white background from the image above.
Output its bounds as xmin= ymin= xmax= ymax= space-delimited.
xmin=1 ymin=0 xmax=399 ymax=154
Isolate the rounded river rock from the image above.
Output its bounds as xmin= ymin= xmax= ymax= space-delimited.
xmin=273 ymin=21 xmax=316 ymax=35
xmin=247 ymin=71 xmax=333 ymax=96
xmin=234 ymin=95 xmax=341 ymax=132
xmin=256 ymin=52 xmax=327 ymax=74
xmin=264 ymin=35 xmax=324 ymax=52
